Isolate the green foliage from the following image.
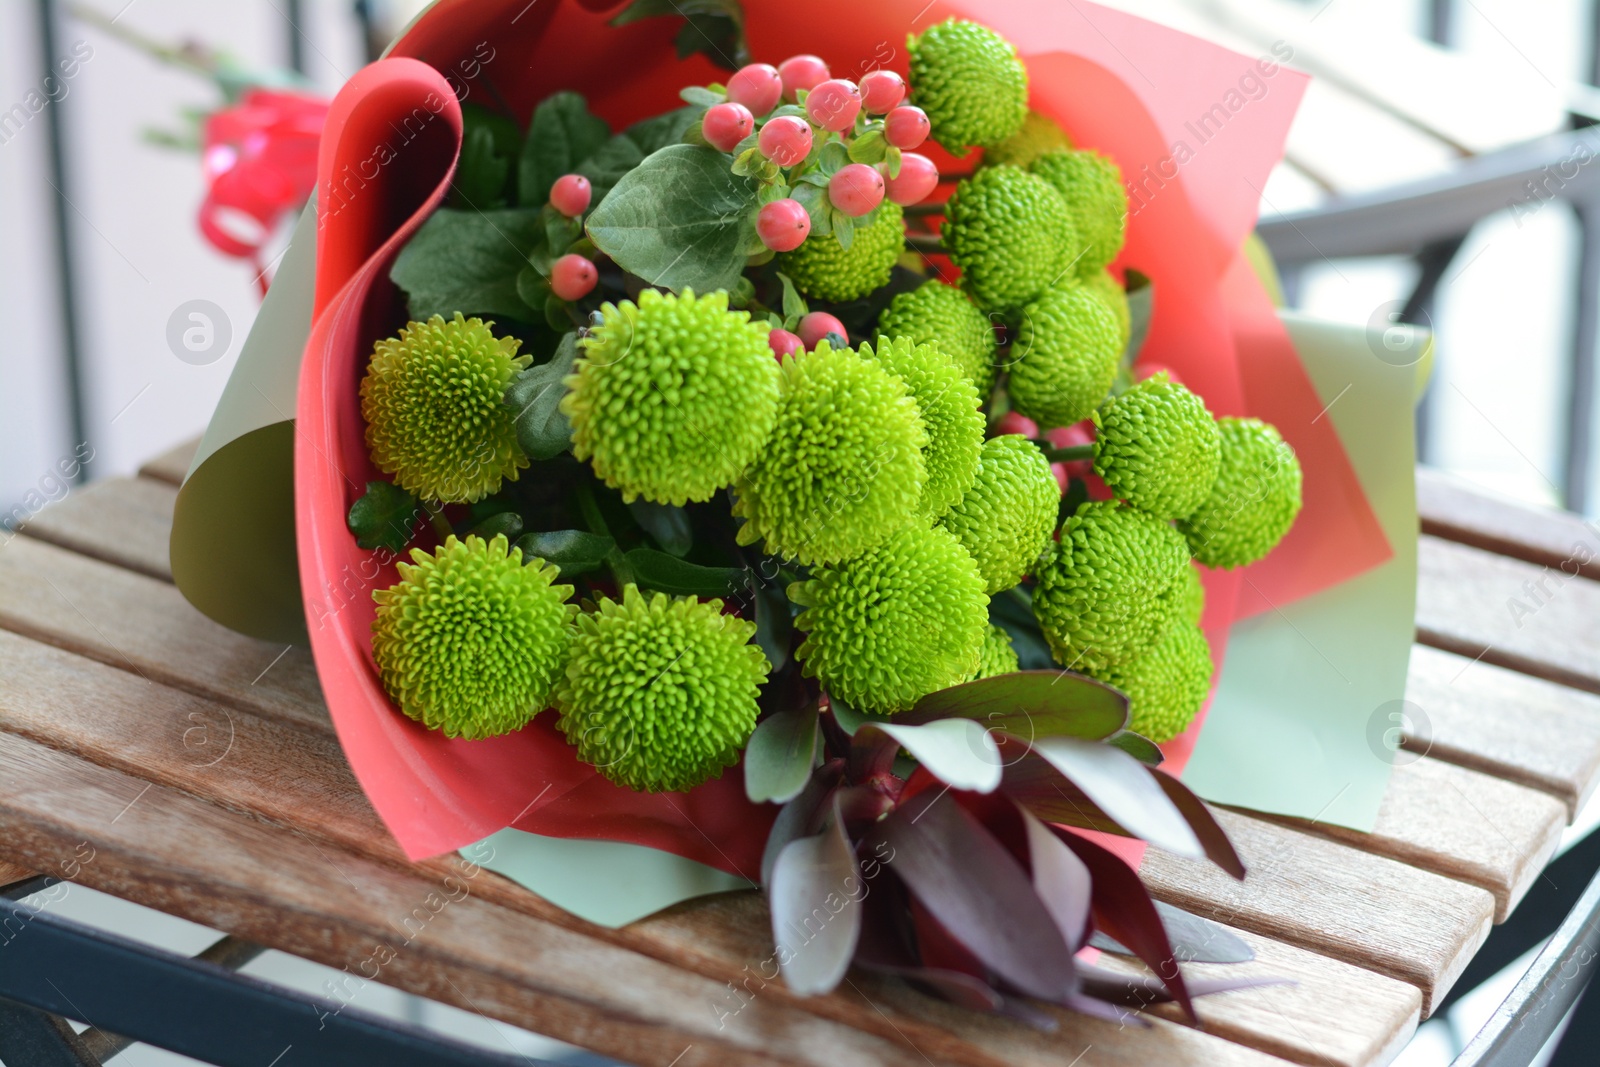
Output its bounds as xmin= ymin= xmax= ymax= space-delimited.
xmin=612 ymin=0 xmax=749 ymax=69
xmin=625 ymin=546 xmax=745 ymax=597
xmin=504 ymin=331 xmax=579 ymax=461
xmin=514 ymin=529 xmax=616 ymax=579
xmin=389 ymin=208 xmax=545 ymax=322
xmin=347 ymin=480 xmax=420 ymax=553
xmin=579 ymin=107 xmax=701 ymax=205
xmin=585 ymin=145 xmax=762 ymax=294
xmin=519 ymin=92 xmax=611 ymax=208
xmin=451 ymin=104 xmax=521 ymax=209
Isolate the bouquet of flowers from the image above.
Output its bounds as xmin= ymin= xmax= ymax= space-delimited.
xmin=173 ymin=0 xmax=1410 ymax=1030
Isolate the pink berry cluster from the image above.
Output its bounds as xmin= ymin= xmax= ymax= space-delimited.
xmin=697 ymin=55 xmax=938 ymax=256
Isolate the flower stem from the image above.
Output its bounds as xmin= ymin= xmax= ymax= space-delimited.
xmin=902 ymin=202 xmax=947 ymax=216
xmin=427 ymin=503 xmax=454 ymax=542
xmin=1034 ymin=441 xmax=1095 ymax=464
xmin=904 ymin=233 xmax=946 ymax=254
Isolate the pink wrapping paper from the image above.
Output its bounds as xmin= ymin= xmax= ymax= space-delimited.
xmin=295 ymin=0 xmax=1390 ymax=870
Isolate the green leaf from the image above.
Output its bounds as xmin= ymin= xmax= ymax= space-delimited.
xmin=347 ymin=481 xmax=420 ymax=552
xmin=390 ymin=208 xmax=544 ymax=321
xmin=516 ymin=263 xmax=551 ymax=310
xmin=680 ymin=85 xmax=724 ymax=107
xmin=817 ymin=140 xmax=849 ymax=175
xmin=730 ymin=146 xmax=764 ymax=177
xmin=504 ymin=332 xmax=579 ymax=460
xmin=989 ymin=588 xmax=1054 ymax=670
xmin=623 ymin=547 xmax=745 ymax=598
xmin=628 ymin=499 xmax=693 ymax=556
xmin=452 ymin=124 xmax=511 ymax=210
xmin=729 ymin=274 xmax=756 ymax=309
xmin=831 ymin=209 xmax=857 ymax=251
xmin=675 ymin=13 xmax=747 ymax=68
xmin=519 ymin=92 xmax=611 ymax=208
xmin=544 ymin=208 xmax=583 ymax=253
xmin=514 ymin=529 xmax=616 ymax=577
xmin=466 ymin=510 xmax=524 ymax=540
xmin=1107 ymin=729 xmax=1164 ymax=766
xmin=898 ymin=670 xmax=1129 ymax=741
xmin=578 ymin=107 xmax=701 ymax=205
xmin=791 ymin=182 xmax=830 ymax=236
xmin=752 ymin=578 xmax=792 ymax=672
xmin=1124 ymin=269 xmax=1153 ymax=366
xmin=776 ymin=272 xmax=808 ymax=325
xmin=884 ymin=145 xmax=903 ymax=180
xmin=847 ymin=129 xmax=888 ymax=165
xmin=585 ymin=144 xmax=761 ymax=294
xmin=745 ymin=704 xmax=820 ymax=804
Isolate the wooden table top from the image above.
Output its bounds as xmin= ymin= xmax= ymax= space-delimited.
xmin=5 ymin=441 xmax=1600 ymax=1067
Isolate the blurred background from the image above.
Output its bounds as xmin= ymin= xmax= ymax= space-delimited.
xmin=2 ymin=0 xmax=1597 ymax=1064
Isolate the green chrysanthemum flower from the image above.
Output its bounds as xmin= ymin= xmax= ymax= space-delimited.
xmin=1081 ymin=268 xmax=1131 ymax=350
xmin=792 ymin=525 xmax=988 ymax=713
xmin=361 ymin=314 xmax=531 ymax=504
xmin=563 ymin=289 xmax=779 ymax=506
xmin=1178 ymin=417 xmax=1303 ymax=568
xmin=779 ymin=203 xmax=905 ymax=303
xmin=555 ymin=586 xmax=769 ymax=793
xmin=1092 ymin=372 xmax=1221 ymax=520
xmin=985 ymin=110 xmax=1073 ymax=168
xmin=1094 ymin=621 xmax=1213 ymax=743
xmin=940 ymin=434 xmax=1059 ymax=594
xmin=1175 ymin=562 xmax=1205 ymax=626
xmin=860 ymin=336 xmax=983 ymax=521
xmin=970 ymin=623 xmax=1020 ymax=681
xmin=372 ymin=534 xmax=575 ymax=739
xmin=735 ymin=342 xmax=927 ymax=566
xmin=1032 ymin=500 xmax=1189 ymax=672
xmin=907 ymin=18 xmax=1029 ymax=151
xmin=943 ymin=165 xmax=1076 ymax=311
xmin=1008 ymin=282 xmax=1122 ymax=429
xmin=875 ymin=281 xmax=999 ymax=397
xmin=1031 ymin=149 xmax=1127 ymax=279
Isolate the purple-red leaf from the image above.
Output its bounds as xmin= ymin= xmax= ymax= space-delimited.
xmin=860 ymin=719 xmax=1002 ymax=793
xmin=855 ymin=958 xmax=1062 ymax=1031
xmin=863 ymin=789 xmax=1076 ymax=1001
xmin=771 ymin=800 xmax=863 ymax=996
xmin=1018 ymin=805 xmax=1092 ymax=953
xmin=1089 ymin=900 xmax=1255 ymax=964
xmin=760 ymin=760 xmax=841 ymax=886
xmin=1052 ymin=826 xmax=1196 ymax=1020
xmin=1022 ymin=736 xmax=1204 ymax=859
xmin=1076 ymin=960 xmax=1289 ymax=1006
xmin=899 ymin=670 xmax=1128 ymax=742
xmin=1106 ymin=729 xmax=1164 ymax=766
xmin=1151 ymin=766 xmax=1246 ymax=879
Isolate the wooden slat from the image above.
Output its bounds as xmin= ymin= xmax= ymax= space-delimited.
xmin=1406 ymin=644 xmax=1600 ymax=818
xmin=1141 ymin=810 xmax=1495 ymax=1017
xmin=12 ymin=477 xmax=176 ymax=582
xmin=1417 ymin=534 xmax=1600 ymax=695
xmin=138 ymin=437 xmax=200 ymax=487
xmin=1251 ymin=757 xmax=1565 ymax=922
xmin=1095 ymin=927 xmax=1421 ymax=1067
xmin=0 ymin=730 xmax=1295 ymax=1067
xmin=1417 ymin=467 xmax=1600 ymax=582
xmin=0 ymin=616 xmax=1343 ymax=1065
xmin=0 ymin=535 xmax=329 ymax=733
xmin=0 ymin=859 xmax=35 ymax=887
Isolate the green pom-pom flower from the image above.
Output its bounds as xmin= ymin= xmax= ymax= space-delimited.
xmin=1031 ymin=149 xmax=1127 ymax=279
xmin=372 ymin=534 xmax=575 ymax=739
xmin=943 ymin=165 xmax=1076 ymax=311
xmin=779 ymin=203 xmax=905 ymax=302
xmin=555 ymin=586 xmax=769 ymax=793
xmin=361 ymin=314 xmax=531 ymax=504
xmin=1178 ymin=417 xmax=1303 ymax=568
xmin=735 ymin=342 xmax=926 ymax=565
xmin=1175 ymin=562 xmax=1205 ymax=626
xmin=971 ymin=623 xmax=1020 ymax=680
xmin=1081 ymin=268 xmax=1131 ymax=350
xmin=907 ymin=18 xmax=1029 ymax=151
xmin=1008 ymin=283 xmax=1122 ymax=429
xmin=1092 ymin=372 xmax=1221 ymax=520
xmin=985 ymin=110 xmax=1072 ymax=168
xmin=940 ymin=434 xmax=1059 ymax=594
xmin=860 ymin=336 xmax=983 ymax=521
xmin=1032 ymin=501 xmax=1189 ymax=672
xmin=875 ymin=281 xmax=999 ymax=397
xmin=563 ymin=288 xmax=779 ymax=506
xmin=792 ymin=525 xmax=988 ymax=713
xmin=1094 ymin=622 xmax=1213 ymax=743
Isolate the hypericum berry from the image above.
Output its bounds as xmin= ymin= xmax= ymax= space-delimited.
xmin=769 ymin=328 xmax=803 ymax=358
xmin=779 ymin=54 xmax=830 ymax=100
xmin=372 ymin=534 xmax=576 ymax=740
xmin=1092 ymin=372 xmax=1221 ymax=520
xmin=798 ymin=311 xmax=847 ymax=349
xmin=361 ymin=314 xmax=530 ymax=503
xmin=907 ymin=18 xmax=1029 ymax=151
xmin=549 ymin=173 xmax=592 ymax=217
xmin=758 ymin=115 xmax=813 ymax=167
xmin=884 ymin=106 xmax=930 ymax=149
xmin=780 ymin=202 xmax=905 ymax=302
xmin=550 ymin=254 xmax=598 ymax=301
xmin=829 ymin=162 xmax=885 ymax=216
xmin=859 ymin=69 xmax=907 ymax=114
xmin=726 ymin=62 xmax=783 ymax=114
xmin=758 ymin=198 xmax=811 ymax=253
xmin=806 ymin=78 xmax=862 ymax=132
xmin=703 ymin=101 xmax=755 ymax=152
xmin=885 ymin=152 xmax=938 ymax=206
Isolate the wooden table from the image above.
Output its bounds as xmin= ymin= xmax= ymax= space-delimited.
xmin=5 ymin=442 xmax=1600 ymax=1067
